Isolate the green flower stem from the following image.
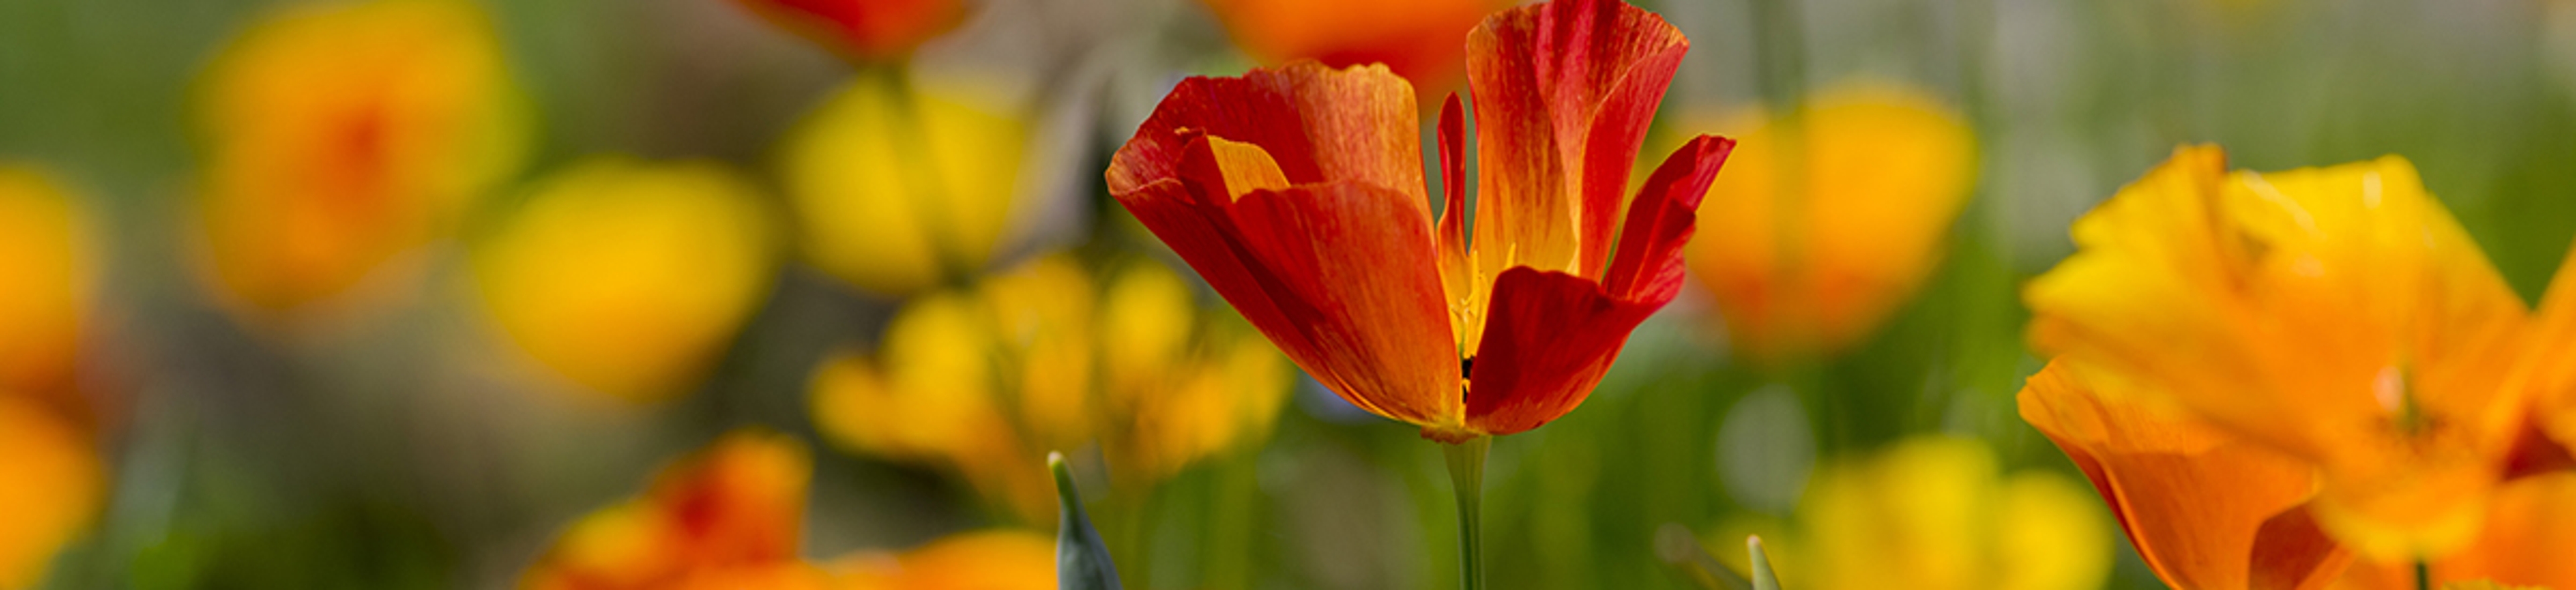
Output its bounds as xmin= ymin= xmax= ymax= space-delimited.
xmin=1444 ymin=436 xmax=1492 ymax=590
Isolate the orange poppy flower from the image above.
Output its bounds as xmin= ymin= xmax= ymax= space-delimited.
xmin=2023 ymin=145 xmax=2529 ymax=558
xmin=192 ymin=0 xmax=527 ymax=320
xmin=0 ymin=166 xmax=97 ymax=416
xmin=733 ymin=0 xmax=965 ymax=62
xmin=829 ymin=531 xmax=1055 ymax=590
xmin=523 ymin=431 xmax=808 ymax=590
xmin=1676 ymin=82 xmax=1978 ymax=363
xmin=2020 ymin=361 xmax=2351 ymax=590
xmin=1199 ymin=0 xmax=1503 ymax=92
xmin=1106 ymin=0 xmax=1731 ymax=442
xmin=2322 ymin=472 xmax=2576 ymax=589
xmin=2527 ymin=241 xmax=2576 ymax=456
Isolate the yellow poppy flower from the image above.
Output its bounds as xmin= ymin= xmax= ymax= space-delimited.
xmin=0 ymin=166 xmax=95 ymax=405
xmin=809 ymin=254 xmax=1289 ymax=521
xmin=1679 ymin=82 xmax=1977 ymax=363
xmin=1790 ymin=435 xmax=2110 ymax=590
xmin=782 ymin=76 xmax=1028 ymax=297
xmin=2025 ymin=145 xmax=2528 ymax=558
xmin=523 ymin=430 xmax=809 ymax=590
xmin=472 ymin=158 xmax=780 ymax=405
xmin=192 ymin=0 xmax=527 ymax=319
xmin=0 ymin=396 xmax=103 ymax=590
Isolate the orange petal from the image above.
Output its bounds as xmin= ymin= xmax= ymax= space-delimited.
xmin=2019 ymin=362 xmax=2351 ymax=590
xmin=523 ymin=430 xmax=811 ymax=589
xmin=2433 ymin=472 xmax=2576 ymax=588
xmin=734 ymin=0 xmax=964 ymax=61
xmin=1116 ymin=163 xmax=1458 ymax=432
xmin=1437 ymin=93 xmax=1474 ymax=337
xmin=1108 ymin=62 xmax=1428 ymax=206
xmin=1464 ymin=0 xmax=1688 ymax=281
xmin=1462 ymin=138 xmax=1725 ymax=436
xmin=2530 ymin=239 xmax=2576 ymax=455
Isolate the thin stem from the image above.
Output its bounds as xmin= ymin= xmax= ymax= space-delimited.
xmin=2414 ymin=560 xmax=2430 ymax=590
xmin=1444 ymin=437 xmax=1492 ymax=590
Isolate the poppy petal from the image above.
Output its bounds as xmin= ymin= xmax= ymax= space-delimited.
xmin=1462 ymin=267 xmax=1656 ymax=436
xmin=1605 ymin=135 xmax=1731 ymax=300
xmin=2018 ymin=362 xmax=2351 ymax=590
xmin=1464 ymin=0 xmax=1688 ymax=280
xmin=1436 ymin=93 xmax=1473 ymax=335
xmin=1225 ymin=180 xmax=1460 ymax=430
xmin=2432 ymin=473 xmax=2576 ymax=588
xmin=1108 ymin=62 xmax=1428 ymax=209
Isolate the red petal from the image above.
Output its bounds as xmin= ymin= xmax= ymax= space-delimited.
xmin=1462 ymin=268 xmax=1658 ymax=436
xmin=1108 ymin=62 xmax=1429 ymax=209
xmin=1114 ymin=153 xmax=1459 ymax=428
xmin=1605 ymin=135 xmax=1731 ymax=300
xmin=1465 ymin=0 xmax=1688 ymax=280
xmin=1436 ymin=93 xmax=1473 ymax=312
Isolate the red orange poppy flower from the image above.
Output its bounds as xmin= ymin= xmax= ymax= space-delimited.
xmin=1199 ymin=0 xmax=1503 ymax=92
xmin=1106 ymin=0 xmax=1731 ymax=442
xmin=733 ymin=0 xmax=965 ymax=62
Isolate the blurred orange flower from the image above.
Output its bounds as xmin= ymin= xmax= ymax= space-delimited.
xmin=810 ymin=254 xmax=1288 ymax=520
xmin=1106 ymin=0 xmax=1731 ymax=442
xmin=0 ymin=166 xmax=108 ymax=590
xmin=1678 ymin=83 xmax=1977 ymax=363
xmin=734 ymin=0 xmax=965 ymax=62
xmin=2021 ymin=361 xmax=2351 ymax=590
xmin=524 ymin=430 xmax=809 ymax=590
xmin=1199 ymin=0 xmax=1503 ymax=92
xmin=2024 ymin=146 xmax=2529 ymax=558
xmin=523 ymin=430 xmax=1055 ymax=590
xmin=470 ymin=158 xmax=780 ymax=405
xmin=782 ymin=76 xmax=1030 ymax=297
xmin=0 ymin=397 xmax=103 ymax=590
xmin=191 ymin=0 xmax=527 ymax=321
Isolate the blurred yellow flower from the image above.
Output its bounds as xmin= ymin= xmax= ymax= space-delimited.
xmin=523 ymin=430 xmax=809 ymax=590
xmin=1678 ymin=82 xmax=1977 ymax=363
xmin=0 ymin=396 xmax=102 ymax=590
xmin=0 ymin=166 xmax=95 ymax=405
xmin=471 ymin=158 xmax=780 ymax=405
xmin=2025 ymin=145 xmax=2530 ymax=559
xmin=1788 ymin=435 xmax=2110 ymax=590
xmin=810 ymin=254 xmax=1288 ymax=521
xmin=191 ymin=0 xmax=527 ymax=320
xmin=783 ymin=76 xmax=1028 ymax=297
xmin=828 ymin=530 xmax=1055 ymax=590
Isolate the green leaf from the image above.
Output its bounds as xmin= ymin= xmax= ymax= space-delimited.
xmin=1748 ymin=536 xmax=1782 ymax=590
xmin=1652 ymin=524 xmax=1753 ymax=590
xmin=1051 ymin=452 xmax=1125 ymax=590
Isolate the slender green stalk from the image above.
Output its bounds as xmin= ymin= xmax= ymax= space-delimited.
xmin=2414 ymin=560 xmax=2430 ymax=590
xmin=1444 ymin=437 xmax=1492 ymax=590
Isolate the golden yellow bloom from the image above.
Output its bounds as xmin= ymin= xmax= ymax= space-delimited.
xmin=2025 ymin=146 xmax=2528 ymax=558
xmin=191 ymin=0 xmax=527 ymax=319
xmin=0 ymin=166 xmax=95 ymax=404
xmin=782 ymin=76 xmax=1028 ymax=296
xmin=523 ymin=430 xmax=809 ymax=590
xmin=1792 ymin=435 xmax=2110 ymax=590
xmin=809 ymin=254 xmax=1288 ymax=521
xmin=829 ymin=530 xmax=1055 ymax=590
xmin=471 ymin=158 xmax=779 ymax=404
xmin=0 ymin=396 xmax=103 ymax=590
xmin=1680 ymin=82 xmax=1977 ymax=363
xmin=2022 ymin=361 xmax=2353 ymax=590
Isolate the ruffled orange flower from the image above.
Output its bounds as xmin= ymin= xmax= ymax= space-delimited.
xmin=191 ymin=0 xmax=527 ymax=320
xmin=2023 ymin=145 xmax=2530 ymax=558
xmin=1678 ymin=82 xmax=1977 ymax=363
xmin=1199 ymin=0 xmax=1503 ymax=91
xmin=523 ymin=430 xmax=1055 ymax=590
xmin=523 ymin=431 xmax=809 ymax=590
xmin=2021 ymin=361 xmax=2351 ymax=590
xmin=733 ymin=0 xmax=965 ymax=62
xmin=1106 ymin=0 xmax=1731 ymax=442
